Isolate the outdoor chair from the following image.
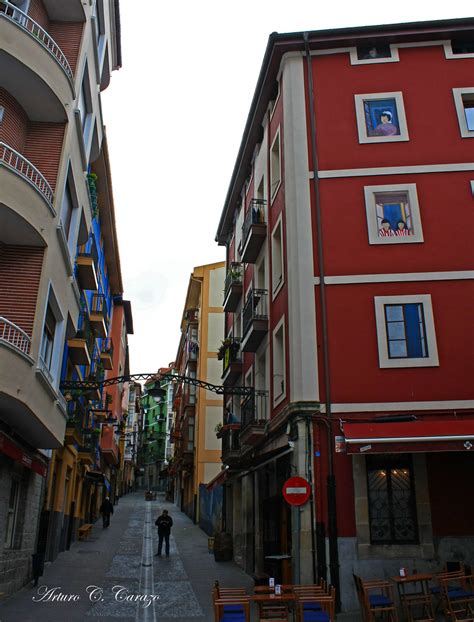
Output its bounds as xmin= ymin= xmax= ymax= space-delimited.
xmin=430 ymin=569 xmax=465 ymax=611
xmin=440 ymin=573 xmax=474 ymax=621
xmin=212 ymin=581 xmax=249 ymax=620
xmin=353 ymin=574 xmax=398 ymax=622
xmin=294 ymin=585 xmax=336 ymax=622
xmin=293 ymin=581 xmax=329 ymax=621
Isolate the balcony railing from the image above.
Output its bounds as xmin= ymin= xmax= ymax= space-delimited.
xmin=91 ymin=293 xmax=108 ymax=321
xmin=0 ymin=0 xmax=74 ymax=85
xmin=222 ymin=425 xmax=241 ymax=454
xmin=242 ymin=199 xmax=266 ymax=244
xmin=242 ymin=289 xmax=268 ymax=337
xmin=224 ymin=263 xmax=243 ymax=298
xmin=241 ymin=390 xmax=269 ymax=429
xmin=101 ymin=337 xmax=114 ymax=358
xmin=0 ymin=316 xmax=31 ymax=355
xmin=222 ymin=338 xmax=242 ymax=375
xmin=0 ymin=142 xmax=53 ymax=208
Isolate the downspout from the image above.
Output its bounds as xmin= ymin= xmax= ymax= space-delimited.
xmin=303 ymin=33 xmax=341 ymax=610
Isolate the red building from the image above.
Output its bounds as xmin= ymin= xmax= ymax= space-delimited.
xmin=215 ymin=19 xmax=474 ymax=611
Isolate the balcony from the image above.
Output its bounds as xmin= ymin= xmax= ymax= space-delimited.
xmin=89 ymin=293 xmax=108 ymax=338
xmin=76 ymin=245 xmax=99 ymax=292
xmin=100 ymin=337 xmax=114 ymax=370
xmin=0 ymin=142 xmax=53 ymax=210
xmin=221 ymin=424 xmax=242 ymax=467
xmin=78 ymin=433 xmax=98 ymax=465
xmin=220 ymin=338 xmax=242 ymax=385
xmin=0 ymin=316 xmax=31 ymax=356
xmin=67 ymin=313 xmax=94 ymax=366
xmin=100 ymin=425 xmax=119 ymax=465
xmin=241 ymin=289 xmax=268 ymax=352
xmin=223 ymin=263 xmax=243 ymax=312
xmin=240 ymin=390 xmax=269 ymax=446
xmin=241 ymin=199 xmax=267 ymax=263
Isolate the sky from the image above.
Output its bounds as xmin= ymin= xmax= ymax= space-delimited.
xmin=101 ymin=0 xmax=473 ymax=375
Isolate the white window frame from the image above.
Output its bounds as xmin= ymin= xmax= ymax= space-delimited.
xmin=272 ymin=316 xmax=286 ymax=407
xmin=444 ymin=41 xmax=474 ymax=59
xmin=364 ymin=183 xmax=423 ymax=245
xmin=350 ymin=44 xmax=400 ymax=65
xmin=270 ymin=127 xmax=282 ymax=203
xmin=354 ymin=92 xmax=409 ymax=144
xmin=37 ymin=284 xmax=65 ymax=390
xmin=452 ymin=88 xmax=474 ymax=138
xmin=374 ymin=294 xmax=439 ymax=369
xmin=271 ymin=215 xmax=284 ymax=299
xmin=269 ymin=78 xmax=281 ymax=120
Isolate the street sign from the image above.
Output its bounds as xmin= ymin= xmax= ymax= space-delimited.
xmin=282 ymin=476 xmax=311 ymax=506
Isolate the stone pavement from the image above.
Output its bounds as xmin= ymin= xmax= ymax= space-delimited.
xmin=0 ymin=492 xmax=362 ymax=621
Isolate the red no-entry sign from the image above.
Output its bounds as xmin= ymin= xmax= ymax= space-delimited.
xmin=282 ymin=476 xmax=311 ymax=506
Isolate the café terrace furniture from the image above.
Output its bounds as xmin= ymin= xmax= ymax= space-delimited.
xmin=353 ymin=574 xmax=398 ymax=622
xmin=440 ymin=574 xmax=474 ymax=621
xmin=390 ymin=573 xmax=434 ymax=622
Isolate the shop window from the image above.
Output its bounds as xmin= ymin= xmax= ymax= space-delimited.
xmin=367 ymin=455 xmax=419 ymax=545
xmin=374 ymin=295 xmax=439 ymax=368
xmin=351 ymin=44 xmax=399 ymax=65
xmin=270 ymin=128 xmax=281 ymax=202
xmin=453 ymin=88 xmax=474 ymax=138
xmin=4 ymin=479 xmax=20 ymax=549
xmin=364 ymin=183 xmax=423 ymax=245
xmin=354 ymin=92 xmax=409 ymax=143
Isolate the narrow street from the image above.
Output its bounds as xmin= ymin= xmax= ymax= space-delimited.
xmin=0 ymin=493 xmax=254 ymax=622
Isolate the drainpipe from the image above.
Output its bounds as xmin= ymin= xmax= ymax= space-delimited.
xmin=303 ymin=32 xmax=341 ymax=610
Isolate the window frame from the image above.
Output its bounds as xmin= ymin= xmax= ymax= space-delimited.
xmin=374 ymin=294 xmax=439 ymax=368
xmin=354 ymin=91 xmax=409 ymax=144
xmin=350 ymin=44 xmax=400 ymax=65
xmin=270 ymin=127 xmax=282 ymax=204
xmin=444 ymin=40 xmax=474 ymax=59
xmin=271 ymin=215 xmax=284 ymax=299
xmin=366 ymin=454 xmax=419 ymax=546
xmin=4 ymin=478 xmax=20 ymax=549
xmin=364 ymin=183 xmax=423 ymax=245
xmin=452 ymin=87 xmax=474 ymax=138
xmin=272 ymin=316 xmax=286 ymax=407
xmin=37 ymin=284 xmax=65 ymax=388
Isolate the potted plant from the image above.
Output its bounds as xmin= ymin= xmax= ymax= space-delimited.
xmin=214 ymin=422 xmax=223 ymax=438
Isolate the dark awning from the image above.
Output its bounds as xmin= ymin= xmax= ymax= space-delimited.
xmin=343 ymin=420 xmax=474 ymax=454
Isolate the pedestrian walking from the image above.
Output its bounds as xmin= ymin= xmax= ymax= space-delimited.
xmin=99 ymin=496 xmax=114 ymax=528
xmin=155 ymin=509 xmax=173 ymax=556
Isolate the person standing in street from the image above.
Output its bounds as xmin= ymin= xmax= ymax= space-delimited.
xmin=155 ymin=509 xmax=173 ymax=556
xmin=100 ymin=496 xmax=114 ymax=528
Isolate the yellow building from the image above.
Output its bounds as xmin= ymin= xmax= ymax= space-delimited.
xmin=173 ymin=262 xmax=225 ymax=521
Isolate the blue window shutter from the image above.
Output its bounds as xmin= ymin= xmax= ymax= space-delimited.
xmin=404 ymin=304 xmax=422 ymax=357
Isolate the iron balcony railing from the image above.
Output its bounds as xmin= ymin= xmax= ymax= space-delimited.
xmin=0 ymin=0 xmax=74 ymax=85
xmin=0 ymin=316 xmax=31 ymax=355
xmin=222 ymin=426 xmax=241 ymax=453
xmin=77 ymin=240 xmax=99 ymax=266
xmin=0 ymin=142 xmax=53 ymax=208
xmin=242 ymin=289 xmax=268 ymax=337
xmin=91 ymin=293 xmax=108 ymax=322
xmin=242 ymin=198 xmax=266 ymax=246
xmin=223 ymin=338 xmax=242 ymax=375
xmin=241 ymin=390 xmax=269 ymax=429
xmin=77 ymin=312 xmax=95 ymax=356
xmin=224 ymin=262 xmax=243 ymax=297
xmin=101 ymin=337 xmax=114 ymax=359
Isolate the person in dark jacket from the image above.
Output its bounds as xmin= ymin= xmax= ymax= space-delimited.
xmin=155 ymin=509 xmax=173 ymax=556
xmin=99 ymin=496 xmax=114 ymax=528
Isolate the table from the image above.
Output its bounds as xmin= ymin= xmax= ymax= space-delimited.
xmin=251 ymin=593 xmax=296 ymax=622
xmin=391 ymin=573 xmax=434 ymax=622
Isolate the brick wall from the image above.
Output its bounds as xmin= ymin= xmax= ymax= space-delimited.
xmin=24 ymin=122 xmax=65 ymax=189
xmin=0 ymin=245 xmax=44 ymax=337
xmin=27 ymin=0 xmax=49 ymax=31
xmin=0 ymin=88 xmax=28 ymax=153
xmin=48 ymin=22 xmax=84 ymax=75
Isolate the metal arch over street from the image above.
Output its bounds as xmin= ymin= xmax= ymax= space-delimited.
xmin=60 ymin=372 xmax=253 ymax=396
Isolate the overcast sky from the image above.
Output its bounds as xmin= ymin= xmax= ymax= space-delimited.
xmin=102 ymin=0 xmax=472 ymax=375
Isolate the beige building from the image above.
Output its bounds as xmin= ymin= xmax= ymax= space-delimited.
xmin=172 ymin=262 xmax=225 ymax=521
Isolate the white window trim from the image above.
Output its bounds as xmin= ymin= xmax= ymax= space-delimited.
xmin=270 ymin=127 xmax=282 ymax=204
xmin=271 ymin=214 xmax=285 ymax=300
xmin=374 ymin=294 xmax=439 ymax=369
xmin=272 ymin=316 xmax=286 ymax=407
xmin=444 ymin=41 xmax=474 ymax=59
xmin=350 ymin=45 xmax=400 ymax=65
xmin=354 ymin=91 xmax=409 ymax=144
xmin=452 ymin=87 xmax=474 ymax=138
xmin=269 ymin=79 xmax=281 ymax=120
xmin=36 ymin=284 xmax=65 ymax=390
xmin=364 ymin=183 xmax=423 ymax=245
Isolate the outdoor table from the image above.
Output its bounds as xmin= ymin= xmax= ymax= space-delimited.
xmin=251 ymin=592 xmax=296 ymax=622
xmin=391 ymin=573 xmax=434 ymax=622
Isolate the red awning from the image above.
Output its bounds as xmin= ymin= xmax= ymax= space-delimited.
xmin=0 ymin=432 xmax=48 ymax=477
xmin=343 ymin=420 xmax=474 ymax=454
xmin=206 ymin=467 xmax=229 ymax=491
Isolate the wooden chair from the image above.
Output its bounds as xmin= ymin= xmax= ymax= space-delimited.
xmin=440 ymin=573 xmax=474 ymax=621
xmin=353 ymin=574 xmax=398 ymax=622
xmin=294 ymin=585 xmax=336 ymax=622
xmin=212 ymin=581 xmax=248 ymax=621
xmin=431 ymin=569 xmax=465 ymax=612
xmin=78 ymin=523 xmax=93 ymax=540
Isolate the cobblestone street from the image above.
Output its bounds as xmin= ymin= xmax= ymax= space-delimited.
xmin=0 ymin=493 xmax=254 ymax=622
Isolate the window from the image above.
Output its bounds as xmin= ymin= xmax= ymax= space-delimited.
xmin=364 ymin=183 xmax=423 ymax=245
xmin=4 ymin=479 xmax=20 ymax=548
xmin=351 ymin=44 xmax=399 ymax=65
xmin=37 ymin=286 xmax=64 ymax=387
xmin=40 ymin=304 xmax=56 ymax=371
xmin=271 ymin=217 xmax=284 ymax=297
xmin=354 ymin=92 xmax=409 ymax=144
xmin=270 ymin=128 xmax=281 ymax=201
xmin=272 ymin=318 xmax=286 ymax=406
xmin=374 ymin=295 xmax=439 ymax=368
xmin=59 ymin=167 xmax=80 ymax=254
xmin=76 ymin=63 xmax=93 ymax=147
xmin=367 ymin=455 xmax=418 ymax=545
xmin=453 ymin=88 xmax=474 ymax=138
xmin=444 ymin=39 xmax=474 ymax=59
